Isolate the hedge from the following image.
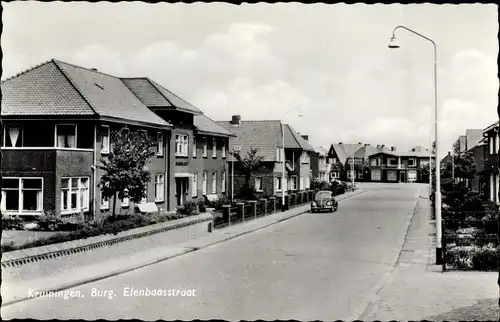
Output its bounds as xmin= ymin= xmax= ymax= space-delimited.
xmin=446 ymin=243 xmax=498 ymax=271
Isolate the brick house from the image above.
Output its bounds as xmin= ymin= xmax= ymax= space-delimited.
xmin=467 ymin=137 xmax=487 ymax=194
xmin=1 ymin=59 xmax=235 ymax=218
xmin=311 ymin=146 xmax=331 ymax=183
xmin=366 ymin=146 xmax=431 ymax=183
xmin=122 ymin=78 xmax=235 ymax=207
xmin=217 ymin=116 xmax=315 ymax=200
xmin=483 ymin=121 xmax=499 ymax=204
xmin=1 ymin=59 xmax=173 ymax=218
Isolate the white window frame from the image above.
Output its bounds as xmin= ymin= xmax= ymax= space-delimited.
xmin=301 ymin=151 xmax=309 ymax=164
xmin=192 ymin=173 xmax=198 ymax=197
xmin=175 ymin=134 xmax=189 ymax=157
xmin=2 ymin=177 xmax=44 ymax=215
xmin=221 ymin=172 xmax=226 ymax=192
xmin=222 ymin=141 xmax=226 ymax=158
xmin=101 ymin=182 xmax=110 ymax=210
xmin=55 ymin=124 xmax=77 ymax=149
xmin=291 ymin=175 xmax=298 ymax=191
xmin=255 ymin=177 xmax=263 ymax=192
xmin=388 ymin=157 xmax=398 ymax=166
xmin=193 ymin=136 xmax=197 ymax=157
xmin=121 ymin=188 xmax=130 ymax=208
xmin=370 ymin=159 xmax=377 ymax=166
xmin=331 ymin=172 xmax=340 ymax=179
xmin=276 ymin=176 xmax=282 ymax=192
xmin=100 ymin=125 xmax=110 ymax=154
xmin=212 ymin=172 xmax=217 ymax=193
xmin=157 ymin=132 xmax=164 ymax=156
xmin=154 ymin=174 xmax=165 ymax=202
xmin=61 ymin=177 xmax=90 ymax=214
xmin=3 ymin=125 xmax=23 ymax=148
xmin=202 ymin=172 xmax=207 ymax=195
xmin=212 ymin=138 xmax=217 ymax=158
xmin=203 ymin=137 xmax=208 ymax=157
xmin=496 ymin=133 xmax=499 ymax=154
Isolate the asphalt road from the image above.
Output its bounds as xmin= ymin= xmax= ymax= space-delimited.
xmin=2 ymin=183 xmax=423 ymax=320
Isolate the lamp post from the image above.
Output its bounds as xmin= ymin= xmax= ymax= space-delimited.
xmin=388 ymin=25 xmax=442 ymax=264
xmin=281 ymin=107 xmax=303 ymax=211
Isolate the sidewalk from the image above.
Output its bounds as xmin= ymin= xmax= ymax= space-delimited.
xmin=2 ymin=189 xmax=365 ymax=306
xmin=359 ymin=189 xmax=499 ymax=321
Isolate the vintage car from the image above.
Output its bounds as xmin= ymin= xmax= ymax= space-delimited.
xmin=311 ymin=190 xmax=338 ymax=213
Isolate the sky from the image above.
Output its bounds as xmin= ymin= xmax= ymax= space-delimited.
xmin=1 ymin=3 xmax=498 ymax=159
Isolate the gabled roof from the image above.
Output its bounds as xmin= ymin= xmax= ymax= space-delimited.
xmin=284 ymin=124 xmax=315 ymax=152
xmin=1 ymin=59 xmax=172 ymax=129
xmin=483 ymin=121 xmax=499 ymax=134
xmin=217 ymin=120 xmax=282 ymax=162
xmin=353 ymin=145 xmax=381 ymax=159
xmin=314 ymin=146 xmax=328 ymax=156
xmin=121 ymin=78 xmax=202 ymax=115
xmin=368 ymin=150 xmax=400 ymax=158
xmin=194 ymin=115 xmax=236 ymax=137
xmin=330 ymin=143 xmax=364 ymax=164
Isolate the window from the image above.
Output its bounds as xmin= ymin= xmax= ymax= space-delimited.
xmin=376 ymin=158 xmax=381 ymax=166
xmin=496 ymin=133 xmax=499 ymax=154
xmin=121 ymin=189 xmax=130 ymax=208
xmin=3 ymin=125 xmax=23 ymax=147
xmin=388 ymin=158 xmax=398 ymax=166
xmin=157 ymin=132 xmax=164 ymax=156
xmin=100 ymin=125 xmax=110 ymax=154
xmin=193 ymin=137 xmax=197 ymax=157
xmin=221 ymin=172 xmax=226 ymax=192
xmin=61 ymin=177 xmax=89 ymax=214
xmin=202 ymin=172 xmax=207 ymax=195
xmin=2 ymin=178 xmax=43 ymax=214
xmin=328 ymin=157 xmax=336 ymax=164
xmin=276 ymin=176 xmax=282 ymax=191
xmin=222 ymin=141 xmax=226 ymax=158
xmin=212 ymin=138 xmax=217 ymax=158
xmin=192 ymin=173 xmax=198 ymax=197
xmin=305 ymin=176 xmax=310 ymax=189
xmin=489 ymin=136 xmax=494 ymax=154
xmin=331 ymin=172 xmax=339 ymax=179
xmin=370 ymin=159 xmax=377 ymax=166
xmin=408 ymin=158 xmax=416 ymax=167
xmin=421 ymin=160 xmax=429 ymax=167
xmin=291 ymin=176 xmax=297 ymax=190
xmin=141 ymin=187 xmax=147 ymax=204
xmin=203 ymin=138 xmax=208 ymax=157
xmin=212 ymin=172 xmax=217 ymax=193
xmin=301 ymin=152 xmax=310 ymax=163
xmin=101 ymin=182 xmax=110 ymax=210
xmin=348 ymin=158 xmax=354 ymax=165
xmin=300 ymin=176 xmax=304 ymax=190
xmin=55 ymin=124 xmax=77 ymax=148
xmin=255 ymin=177 xmax=263 ymax=192
xmin=175 ymin=134 xmax=189 ymax=156
xmin=154 ymin=174 xmax=165 ymax=202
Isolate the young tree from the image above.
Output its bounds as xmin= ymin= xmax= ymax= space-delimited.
xmin=233 ymin=147 xmax=265 ymax=200
xmin=99 ymin=126 xmax=157 ymax=218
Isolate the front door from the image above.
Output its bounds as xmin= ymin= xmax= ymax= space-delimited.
xmin=176 ymin=178 xmax=182 ymax=206
xmin=400 ymin=171 xmax=406 ymax=183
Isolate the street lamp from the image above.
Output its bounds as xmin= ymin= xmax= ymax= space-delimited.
xmin=281 ymin=107 xmax=303 ymax=211
xmin=388 ymin=25 xmax=442 ymax=264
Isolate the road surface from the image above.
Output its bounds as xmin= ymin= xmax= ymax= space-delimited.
xmin=2 ymin=183 xmax=423 ymax=320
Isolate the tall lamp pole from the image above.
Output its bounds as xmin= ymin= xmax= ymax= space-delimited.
xmin=281 ymin=107 xmax=303 ymax=211
xmin=389 ymin=25 xmax=442 ymax=264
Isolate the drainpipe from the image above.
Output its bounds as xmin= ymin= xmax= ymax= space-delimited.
xmin=92 ymin=124 xmax=97 ymax=220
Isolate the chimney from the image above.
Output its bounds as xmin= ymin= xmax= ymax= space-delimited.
xmin=358 ymin=142 xmax=362 ymax=145
xmin=301 ymin=135 xmax=309 ymax=141
xmin=90 ymin=68 xmax=98 ymax=71
xmin=231 ymin=115 xmax=241 ymax=125
xmin=412 ymin=148 xmax=415 ymax=152
xmin=364 ymin=143 xmax=370 ymax=146
xmin=339 ymin=142 xmax=343 ymax=145
xmin=391 ymin=146 xmax=395 ymax=151
xmin=448 ymin=151 xmax=451 ymax=156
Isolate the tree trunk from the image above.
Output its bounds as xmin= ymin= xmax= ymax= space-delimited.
xmin=112 ymin=193 xmax=117 ymax=219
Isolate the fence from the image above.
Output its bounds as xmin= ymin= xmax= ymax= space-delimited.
xmin=441 ymin=208 xmax=498 ymax=271
xmin=212 ymin=190 xmax=317 ymax=229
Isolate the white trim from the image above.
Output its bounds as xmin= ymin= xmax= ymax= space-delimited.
xmin=222 ymin=141 xmax=226 ymax=158
xmin=212 ymin=172 xmax=217 ymax=194
xmin=192 ymin=173 xmax=198 ymax=197
xmin=202 ymin=172 xmax=207 ymax=195
xmin=154 ymin=174 xmax=165 ymax=202
xmin=61 ymin=177 xmax=90 ymax=215
xmin=157 ymin=132 xmax=164 ymax=156
xmin=2 ymin=177 xmax=44 ymax=214
xmin=203 ymin=137 xmax=208 ymax=157
xmin=101 ymin=182 xmax=110 ymax=210
xmin=255 ymin=177 xmax=263 ymax=192
xmin=192 ymin=136 xmax=197 ymax=158
xmin=100 ymin=125 xmax=110 ymax=155
xmin=55 ymin=124 xmax=78 ymax=148
xmin=275 ymin=176 xmax=282 ymax=192
xmin=212 ymin=138 xmax=217 ymax=158
xmin=221 ymin=171 xmax=226 ymax=193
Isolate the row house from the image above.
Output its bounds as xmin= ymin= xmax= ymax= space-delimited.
xmin=466 ymin=137 xmax=487 ymax=194
xmin=328 ymin=142 xmax=364 ymax=180
xmin=367 ymin=146 xmax=431 ymax=183
xmin=121 ymin=78 xmax=235 ymax=207
xmin=0 ymin=59 xmax=234 ymax=219
xmin=483 ymin=121 xmax=499 ymax=204
xmin=217 ymin=115 xmax=315 ymax=199
xmin=311 ymin=146 xmax=332 ymax=182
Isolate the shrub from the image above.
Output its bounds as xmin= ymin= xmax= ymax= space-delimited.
xmin=208 ymin=195 xmax=231 ymax=210
xmin=1 ymin=215 xmax=25 ymax=230
xmin=178 ymin=200 xmax=199 ymax=217
xmin=196 ymin=199 xmax=207 ymax=213
xmin=446 ymin=244 xmax=498 ymax=270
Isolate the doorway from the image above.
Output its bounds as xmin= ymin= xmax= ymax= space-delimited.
xmin=176 ymin=178 xmax=188 ymax=206
xmin=400 ymin=171 xmax=406 ymax=183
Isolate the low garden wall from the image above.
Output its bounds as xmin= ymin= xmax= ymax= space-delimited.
xmin=1 ymin=213 xmax=213 ymax=268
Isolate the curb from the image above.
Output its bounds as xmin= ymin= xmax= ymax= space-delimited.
xmin=2 ymin=190 xmax=365 ymax=307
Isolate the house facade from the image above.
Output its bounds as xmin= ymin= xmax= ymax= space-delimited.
xmin=1 ymin=59 xmax=234 ymax=219
xmin=367 ymin=147 xmax=431 ymax=183
xmin=483 ymin=122 xmax=499 ymax=204
xmin=311 ymin=146 xmax=331 ymax=183
xmin=217 ymin=116 xmax=315 ymax=200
